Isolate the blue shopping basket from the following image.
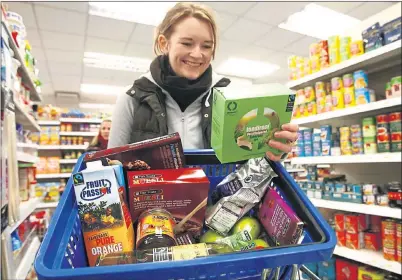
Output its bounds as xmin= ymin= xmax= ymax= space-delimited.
xmin=35 ymin=150 xmax=336 ymax=280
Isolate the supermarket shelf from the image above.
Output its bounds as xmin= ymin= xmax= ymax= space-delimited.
xmin=59 ymin=159 xmax=78 ymax=164
xmin=287 ymin=168 xmax=305 ymax=173
xmin=17 ymin=142 xmax=39 ymax=149
xmin=60 ymin=118 xmax=103 ymax=123
xmin=14 ymin=100 xmax=40 ymax=132
xmin=4 ymin=198 xmax=40 ymax=234
xmin=36 ymin=173 xmax=71 ymax=179
xmin=334 ymin=246 xmax=401 ymax=275
xmin=291 ymin=153 xmax=401 ymax=165
xmin=17 ymin=151 xmax=38 ymax=163
xmin=36 ymin=202 xmax=58 ymax=209
xmin=310 ymin=198 xmax=401 ymax=219
xmin=60 ymin=131 xmax=98 ymax=136
xmin=1 ymin=21 xmax=41 ymax=101
xmin=291 ymin=98 xmax=401 ymax=126
xmin=38 ymin=120 xmax=60 ymax=126
xmin=39 ymin=145 xmax=88 ymax=150
xmin=15 ymin=236 xmax=41 ymax=280
xmin=286 ymin=40 xmax=402 ymax=90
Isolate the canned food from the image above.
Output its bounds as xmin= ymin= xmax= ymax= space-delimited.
xmin=306 ymin=101 xmax=317 ymax=116
xmin=332 ymin=90 xmax=345 ymax=110
xmin=355 ymin=88 xmax=371 ymax=105
xmin=316 ymin=97 xmax=325 ymax=114
xmin=391 ymin=132 xmax=402 ymax=152
xmin=376 ymin=114 xmax=389 ymax=124
xmin=340 ymin=127 xmax=351 ymax=141
xmin=296 ymin=89 xmax=305 ymax=105
xmin=344 ymin=87 xmax=356 ymax=107
xmin=315 ymin=81 xmax=325 ymax=93
xmin=386 ymin=82 xmax=393 ymax=99
xmin=391 ymin=76 xmax=401 ymax=97
xmin=389 ymin=112 xmax=401 ymax=133
xmin=364 ymin=140 xmax=377 ymax=154
xmin=331 ymin=77 xmax=344 ymax=92
xmin=353 ymin=70 xmax=368 ymax=89
xmin=363 ymin=117 xmax=376 ymax=137
xmin=304 ymin=86 xmax=315 ymax=103
xmin=299 ymin=103 xmax=307 ymax=117
xmin=377 ymin=123 xmax=391 ymax=153
xmin=351 ymin=125 xmax=362 ymax=138
xmin=382 ymin=219 xmax=396 ymax=261
xmin=350 ymin=40 xmax=364 ymax=57
xmin=397 ymin=222 xmax=402 ymax=263
xmin=324 ymin=95 xmax=333 ymax=112
xmin=320 ymin=125 xmax=332 ymax=141
xmin=303 ymin=128 xmax=313 ymax=142
xmin=342 ymin=74 xmax=354 ymax=88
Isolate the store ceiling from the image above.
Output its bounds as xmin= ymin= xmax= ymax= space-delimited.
xmin=5 ymin=1 xmax=396 ymax=108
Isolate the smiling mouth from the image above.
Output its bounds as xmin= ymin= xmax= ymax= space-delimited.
xmin=183 ymin=60 xmax=202 ymax=67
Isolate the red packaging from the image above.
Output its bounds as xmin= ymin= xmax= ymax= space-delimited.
xmin=127 ymin=168 xmax=209 ymax=238
xmin=382 ymin=219 xmax=396 ymax=261
xmin=336 ymin=230 xmax=346 ymax=247
xmin=370 ymin=215 xmax=382 ymax=233
xmin=84 ymin=133 xmax=185 ymax=170
xmin=336 ymin=258 xmax=358 ymax=280
xmin=397 ymin=222 xmax=402 ymax=263
xmin=346 ymin=232 xmax=364 ymax=250
xmin=319 ymin=40 xmax=330 ymax=68
xmin=345 ymin=214 xmax=368 ymax=234
xmin=364 ymin=231 xmax=382 ymax=251
xmin=335 ymin=213 xmax=345 ymax=232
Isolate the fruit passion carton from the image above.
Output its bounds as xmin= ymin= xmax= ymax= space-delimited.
xmin=127 ymin=168 xmax=210 ymax=240
xmin=211 ymin=84 xmax=295 ymax=163
xmin=72 ymin=161 xmax=134 ymax=266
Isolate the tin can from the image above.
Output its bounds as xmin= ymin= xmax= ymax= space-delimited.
xmin=391 ymin=132 xmax=402 ymax=152
xmin=320 ymin=125 xmax=332 ymax=141
xmin=350 ymin=125 xmax=362 ymax=138
xmin=332 ymin=90 xmax=345 ymax=110
xmin=344 ymin=87 xmax=356 ymax=107
xmin=397 ymin=222 xmax=402 ymax=263
xmin=316 ymin=97 xmax=325 ymax=114
xmin=342 ymin=74 xmax=354 ymax=88
xmin=386 ymin=82 xmax=393 ymax=99
xmin=340 ymin=127 xmax=351 ymax=141
xmin=389 ymin=112 xmax=401 ymax=133
xmin=296 ymin=89 xmax=305 ymax=105
xmin=364 ymin=138 xmax=377 ymax=154
xmin=304 ymin=86 xmax=315 ymax=103
xmin=377 ymin=119 xmax=391 ymax=153
xmin=353 ymin=70 xmax=368 ymax=89
xmin=362 ymin=117 xmax=376 ymax=137
xmin=376 ymin=114 xmax=389 ymax=124
xmin=324 ymin=95 xmax=333 ymax=112
xmin=382 ymin=219 xmax=396 ymax=261
xmin=306 ymin=101 xmax=317 ymax=116
xmin=331 ymin=77 xmax=344 ymax=92
xmin=315 ymin=81 xmax=325 ymax=93
xmin=391 ymin=76 xmax=401 ymax=97
xmin=355 ymin=88 xmax=371 ymax=105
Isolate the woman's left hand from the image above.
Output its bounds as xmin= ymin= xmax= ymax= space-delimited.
xmin=266 ymin=123 xmax=299 ymax=161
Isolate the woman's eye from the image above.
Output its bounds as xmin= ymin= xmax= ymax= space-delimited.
xmin=203 ymin=45 xmax=212 ymax=49
xmin=181 ymin=42 xmax=192 ymax=46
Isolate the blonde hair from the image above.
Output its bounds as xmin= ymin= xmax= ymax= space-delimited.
xmin=154 ymin=2 xmax=218 ymax=58
xmin=89 ymin=119 xmax=111 ymax=147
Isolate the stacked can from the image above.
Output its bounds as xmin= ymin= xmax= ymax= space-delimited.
xmin=389 ymin=112 xmax=401 ymax=152
xmin=397 ymin=222 xmax=402 ymax=263
xmin=350 ymin=125 xmax=364 ymax=154
xmin=313 ymin=131 xmax=321 ymax=156
xmin=382 ymin=219 xmax=396 ymax=261
xmin=362 ymin=117 xmax=378 ymax=154
xmin=331 ymin=77 xmax=345 ymax=110
xmin=340 ymin=36 xmax=351 ymax=62
xmin=376 ymin=114 xmax=391 ymax=153
xmin=303 ymin=128 xmax=313 ymax=157
xmin=320 ymin=125 xmax=332 ymax=156
xmin=340 ymin=126 xmax=353 ymax=155
xmin=295 ymin=130 xmax=305 ymax=157
xmin=342 ymin=73 xmax=356 ymax=107
xmin=315 ymin=81 xmax=327 ymax=114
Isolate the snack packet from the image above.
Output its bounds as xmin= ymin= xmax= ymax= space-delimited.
xmin=206 ymin=157 xmax=277 ymax=235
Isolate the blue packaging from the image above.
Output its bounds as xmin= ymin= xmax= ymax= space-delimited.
xmin=306 ymin=181 xmax=315 ymax=190
xmin=321 ymin=140 xmax=332 ymax=156
xmin=353 ymin=70 xmax=369 ymax=90
xmin=320 ymin=125 xmax=332 ymax=141
xmin=304 ymin=142 xmax=313 ymax=157
xmin=307 ymin=166 xmax=318 ymax=181
xmin=296 ymin=130 xmax=304 ymax=145
xmin=352 ymin=184 xmax=362 ymax=194
xmin=332 ymin=192 xmax=343 ymax=201
xmin=296 ymin=143 xmax=305 ymax=157
xmin=313 ymin=132 xmax=321 ymax=142
xmin=324 ymin=182 xmax=335 ymax=192
xmin=382 ymin=17 xmax=401 ymax=45
xmin=346 ymin=184 xmax=353 ymax=193
xmin=335 ymin=183 xmax=347 ymax=193
xmin=303 ymin=128 xmax=313 ymax=143
xmin=314 ymin=181 xmax=324 ymax=191
xmin=313 ymin=141 xmax=321 ymax=156
xmin=323 ymin=191 xmax=332 ymax=200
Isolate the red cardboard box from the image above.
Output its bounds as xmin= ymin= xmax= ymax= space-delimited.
xmin=336 ymin=259 xmax=358 ymax=280
xmin=335 ymin=213 xmax=345 ymax=232
xmin=364 ymin=231 xmax=382 ymax=251
xmin=127 ymin=168 xmax=209 ymax=238
xmin=370 ymin=215 xmax=382 ymax=233
xmin=336 ymin=230 xmax=346 ymax=246
xmin=345 ymin=214 xmax=368 ymax=234
xmin=346 ymin=232 xmax=364 ymax=250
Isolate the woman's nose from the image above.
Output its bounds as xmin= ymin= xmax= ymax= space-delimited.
xmin=190 ymin=46 xmax=203 ymax=59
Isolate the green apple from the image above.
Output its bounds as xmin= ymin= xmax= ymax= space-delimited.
xmin=253 ymin=239 xmax=269 ymax=249
xmin=200 ymin=230 xmax=224 ymax=244
xmin=230 ymin=217 xmax=261 ymax=240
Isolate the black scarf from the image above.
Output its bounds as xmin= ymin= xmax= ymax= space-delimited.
xmin=150 ymin=55 xmax=212 ymax=112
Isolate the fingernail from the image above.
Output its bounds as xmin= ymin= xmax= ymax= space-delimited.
xmin=281 ymin=124 xmax=287 ymax=130
xmin=274 ymin=132 xmax=279 ymax=137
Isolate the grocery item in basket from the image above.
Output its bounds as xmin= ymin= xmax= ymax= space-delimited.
xmin=72 ymin=161 xmax=135 ymax=267
xmin=211 ymin=85 xmax=295 ymax=163
xmin=353 ymin=70 xmax=368 ymax=89
xmin=84 ymin=133 xmax=185 ymax=171
xmin=391 ymin=76 xmax=401 ymax=97
xmin=176 ymin=232 xmax=196 ymax=245
xmin=128 ymin=168 xmax=209 ymax=240
xmin=230 ymin=216 xmax=261 ymax=239
xmin=258 ymin=188 xmax=304 ymax=246
xmin=95 ymin=251 xmax=137 ymax=266
xmin=214 ymin=229 xmax=268 ymax=251
xmin=364 ymin=231 xmax=382 ymax=251
xmin=382 ymin=219 xmax=396 ymax=261
xmin=206 ymin=157 xmax=277 ymax=235
xmin=346 ymin=232 xmax=364 ymax=249
xmin=136 ymin=208 xmax=177 ymax=250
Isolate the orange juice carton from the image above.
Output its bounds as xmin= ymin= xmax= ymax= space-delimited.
xmin=72 ymin=161 xmax=134 ymax=266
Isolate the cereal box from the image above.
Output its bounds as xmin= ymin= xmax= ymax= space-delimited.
xmin=345 ymin=214 xmax=368 ymax=233
xmin=334 ymin=213 xmax=345 ymax=232
xmin=358 ymin=266 xmax=386 ymax=280
xmin=364 ymin=231 xmax=382 ymax=251
xmin=336 ymin=231 xmax=346 ymax=247
xmin=346 ymin=232 xmax=364 ymax=249
xmin=72 ymin=162 xmax=134 ymax=266
xmin=211 ymin=84 xmax=295 ymax=163
xmin=336 ymin=259 xmax=358 ymax=280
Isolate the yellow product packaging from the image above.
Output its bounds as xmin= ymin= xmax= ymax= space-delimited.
xmin=340 ymin=43 xmax=351 ymax=61
xmin=299 ymin=103 xmax=307 ymax=117
xmin=289 ymin=68 xmax=298 ymax=81
xmin=344 ymin=87 xmax=356 ymax=107
xmin=316 ymin=97 xmax=325 ymax=114
xmin=310 ymin=55 xmax=320 ymax=73
xmin=39 ymin=127 xmax=50 ymax=145
xmin=340 ymin=36 xmax=351 ymax=46
xmin=304 ymin=86 xmax=316 ymax=103
xmin=296 ymin=89 xmax=306 ymax=105
xmin=350 ymin=40 xmax=364 ymax=57
xmin=292 ymin=105 xmax=301 ymax=119
xmin=47 ymin=157 xmax=60 ymax=174
xmin=331 ymin=90 xmax=345 ymax=110
xmin=306 ymin=101 xmax=317 ymax=116
xmin=36 ymin=157 xmax=47 ymax=174
xmin=303 ymin=59 xmax=312 ymax=76
xmin=358 ymin=266 xmax=385 ymax=280
xmin=329 ymin=48 xmax=340 ymax=65
xmin=49 ymin=127 xmax=60 ymax=145
xmin=328 ymin=36 xmax=340 ymax=49
xmin=288 ymin=55 xmax=297 ymax=69
xmin=72 ymin=162 xmax=135 ymax=267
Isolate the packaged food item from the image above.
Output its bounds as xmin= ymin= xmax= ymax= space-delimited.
xmin=353 ymin=70 xmax=368 ymax=89
xmin=206 ymin=157 xmax=276 ymax=235
xmin=303 ymin=58 xmax=312 ymax=76
xmin=382 ymin=17 xmax=402 ymax=45
xmin=47 ymin=157 xmax=60 ymax=174
xmin=370 ymin=215 xmax=382 ymax=233
xmin=346 ymin=232 xmax=364 ymax=249
xmin=324 ymin=94 xmax=333 ymax=112
xmin=320 ymin=125 xmax=332 ymax=141
xmin=39 ymin=127 xmax=50 ymax=145
xmin=136 ymin=209 xmax=177 ymax=250
xmin=354 ymin=88 xmax=371 ymax=105
xmin=364 ymin=231 xmax=382 ymax=251
xmin=43 ymin=182 xmax=60 ymax=203
xmin=84 ymin=133 xmax=185 ymax=170
xmin=389 ymin=112 xmax=401 ymax=133
xmin=397 ymin=222 xmax=402 ymax=262
xmin=376 ymin=115 xmax=391 ymax=153
xmin=128 ymin=168 xmax=209 ymax=239
xmin=321 ymin=140 xmax=332 ymax=156
xmin=288 ymin=55 xmax=297 ymax=69
xmin=390 ymin=132 xmax=401 ymax=153
xmin=319 ymin=40 xmax=330 ymax=69
xmin=176 ymin=232 xmax=196 ymax=245
xmin=391 ymin=76 xmax=401 ymax=97
xmin=344 ymin=87 xmax=356 ymax=107
xmin=303 ymin=128 xmax=313 ymax=143
xmin=72 ymin=162 xmax=135 ymax=267
xmin=345 ymin=214 xmax=368 ymax=234
xmin=385 ymin=82 xmax=393 ymax=99
xmin=336 ymin=231 xmax=346 ymax=246
xmin=382 ymin=219 xmax=396 ymax=261
xmin=358 ymin=266 xmax=386 ymax=280
xmin=331 ymin=77 xmax=343 ymax=92
xmin=310 ymin=55 xmax=320 ymax=73
xmin=340 ymin=127 xmax=351 ymax=141
xmin=211 ymin=85 xmax=295 ymax=163
xmin=304 ymin=86 xmax=315 ymax=103
xmin=329 ymin=48 xmax=340 ymax=65
xmin=350 ymin=40 xmax=364 ymax=57
xmin=306 ymin=101 xmax=317 ymax=116
xmin=49 ymin=127 xmax=60 ymax=145
xmin=336 ymin=258 xmax=359 ymax=280
xmin=332 ymin=90 xmax=345 ymax=110
xmin=363 ymin=117 xmax=376 ymax=138
xmin=258 ymin=188 xmax=304 ymax=246
xmin=334 ymin=213 xmax=345 ymax=231
xmin=328 ymin=36 xmax=340 ymax=49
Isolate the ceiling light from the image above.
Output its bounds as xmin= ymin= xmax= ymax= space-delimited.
xmin=278 ymin=3 xmax=361 ymax=39
xmin=80 ymin=84 xmax=131 ymax=95
xmin=89 ymin=2 xmax=176 ymax=26
xmin=84 ymin=52 xmax=151 ymax=72
xmin=216 ymin=58 xmax=280 ymax=79
xmin=79 ymin=103 xmax=114 ymax=109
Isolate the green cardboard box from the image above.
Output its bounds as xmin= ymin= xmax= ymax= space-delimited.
xmin=211 ymin=84 xmax=295 ymax=163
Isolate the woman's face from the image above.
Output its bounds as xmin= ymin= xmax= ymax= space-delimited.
xmin=100 ymin=121 xmax=111 ymax=140
xmin=160 ymin=16 xmax=214 ymax=80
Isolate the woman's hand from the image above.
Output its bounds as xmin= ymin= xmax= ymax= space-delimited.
xmin=266 ymin=123 xmax=299 ymax=161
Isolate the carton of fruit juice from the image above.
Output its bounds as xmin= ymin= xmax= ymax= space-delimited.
xmin=72 ymin=161 xmax=134 ymax=266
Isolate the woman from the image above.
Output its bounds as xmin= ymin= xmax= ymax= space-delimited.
xmin=109 ymin=2 xmax=298 ymax=161
xmin=87 ymin=119 xmax=111 ymax=152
